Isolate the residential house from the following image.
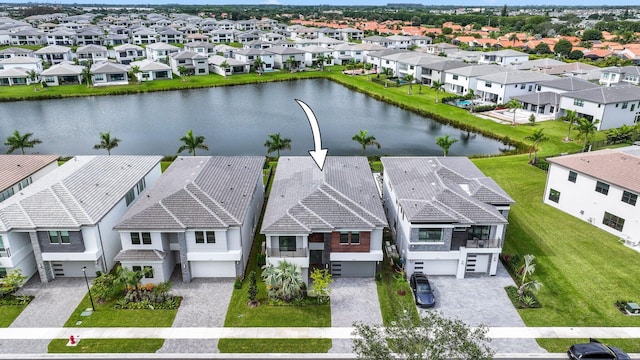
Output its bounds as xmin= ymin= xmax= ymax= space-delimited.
xmin=599 ymin=66 xmax=640 ymax=87
xmin=45 ymin=28 xmax=76 ymax=46
xmin=558 ymin=85 xmax=640 ymax=130
xmin=0 ymin=155 xmax=58 ymax=203
xmin=75 ymin=27 xmax=103 ymax=46
xmin=444 ymin=64 xmax=504 ymax=96
xmin=331 ymin=43 xmax=364 ymax=65
xmin=40 ymin=61 xmax=85 ymax=86
xmin=381 ymin=157 xmax=514 ymax=279
xmin=0 ymin=56 xmax=43 ymax=73
xmin=145 ymin=42 xmax=180 ymax=63
xmin=0 ymin=47 xmax=34 ymax=59
xmin=209 ymin=29 xmax=234 ymax=43
xmin=157 ymin=27 xmax=183 ymax=44
xmin=184 ymin=41 xmax=215 ymax=57
xmin=419 ymin=59 xmax=467 ymax=86
xmin=362 ymin=35 xmax=394 ymax=48
xmin=75 ymin=44 xmax=108 ymax=64
xmin=131 ymin=27 xmax=157 ymax=45
xmin=266 ymin=46 xmax=306 ymax=71
xmin=423 ymin=43 xmax=459 ymax=56
xmin=34 ymin=45 xmax=74 ymax=65
xmin=544 ymin=146 xmax=640 ymax=246
xmin=475 ymin=70 xmax=556 ymax=104
xmin=261 ymin=157 xmax=387 ymax=282
xmin=513 ymin=77 xmax=601 ymax=119
xmin=113 ymin=44 xmax=145 ymax=65
xmin=208 ymin=55 xmax=248 ymax=76
xmin=478 ymin=49 xmax=530 ymax=66
xmin=113 ymin=156 xmax=264 ymax=284
xmin=10 ymin=29 xmax=46 ymax=46
xmin=340 ymin=27 xmax=364 ymax=42
xmin=0 ymin=67 xmax=37 ymax=86
xmin=130 ymin=59 xmax=172 ymax=81
xmin=366 ymin=49 xmax=411 ymax=75
xmin=0 ymin=156 xmax=161 ymax=282
xmin=233 ymin=48 xmax=275 ymax=72
xmin=302 ymin=45 xmax=335 ymax=67
xmin=170 ymin=51 xmax=209 ymax=76
xmin=90 ymin=61 xmax=129 ymax=86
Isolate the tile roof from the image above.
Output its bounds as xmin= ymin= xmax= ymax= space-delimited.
xmin=537 ymin=77 xmax=600 ymax=92
xmin=381 ymin=157 xmax=514 ymax=225
xmin=0 ymin=155 xmax=59 ymax=192
xmin=561 ymin=85 xmax=640 ymax=104
xmin=0 ymin=156 xmax=161 ymax=232
xmin=115 ymin=156 xmax=264 ymax=231
xmin=477 ymin=70 xmax=556 ymax=84
xmin=513 ymin=91 xmax=560 ymax=105
xmin=547 ymin=146 xmax=640 ymax=193
xmin=261 ymin=157 xmax=387 ymax=234
xmin=114 ymin=249 xmax=168 ymax=262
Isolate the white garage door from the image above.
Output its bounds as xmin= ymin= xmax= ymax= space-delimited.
xmin=52 ymin=261 xmax=95 ymax=278
xmin=409 ymin=260 xmax=458 ymax=276
xmin=190 ymin=261 xmax=236 ymax=278
xmin=332 ymin=261 xmax=375 ymax=277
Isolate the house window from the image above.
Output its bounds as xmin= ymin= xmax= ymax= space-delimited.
xmin=622 ymin=191 xmax=637 ymax=206
xmin=279 ymin=236 xmax=296 ymax=251
xmin=0 ymin=188 xmax=14 ymax=202
xmin=49 ymin=231 xmax=70 ymax=244
xmin=548 ymin=189 xmax=560 ymax=203
xmin=18 ymin=177 xmax=32 ymax=190
xmin=350 ymin=232 xmax=360 ymax=244
xmin=340 ymin=232 xmax=349 ymax=244
xmin=622 ymin=102 xmax=628 ymax=109
xmin=142 ymin=232 xmax=151 ymax=245
xmin=0 ymin=268 xmax=6 ymax=278
xmin=595 ymin=181 xmax=609 ymax=195
xmin=603 ymin=212 xmax=625 ymax=232
xmin=631 ymin=104 xmax=636 ymax=111
xmin=568 ymin=171 xmax=577 ymax=183
xmin=417 ymin=228 xmax=443 ymax=242
xmin=468 ymin=226 xmax=490 ymax=240
xmin=93 ymin=74 xmax=104 ymax=81
xmin=485 ymin=82 xmax=492 ymax=88
xmin=452 ymin=74 xmax=458 ymax=80
xmin=573 ymin=99 xmax=584 ymax=107
xmin=131 ymin=232 xmax=140 ymax=245
xmin=195 ymin=231 xmax=215 ymax=244
xmin=137 ymin=178 xmax=146 ymax=194
xmin=132 ymin=266 xmax=142 ymax=272
xmin=125 ymin=188 xmax=135 ymax=206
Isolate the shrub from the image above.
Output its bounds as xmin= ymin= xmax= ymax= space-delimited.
xmin=375 ymin=272 xmax=382 ymax=282
xmin=234 ymin=277 xmax=243 ymax=289
xmin=0 ymin=269 xmax=27 ymax=297
xmin=257 ymin=253 xmax=266 ymax=267
xmin=471 ymin=104 xmax=497 ymax=112
xmin=91 ymin=273 xmax=119 ymax=302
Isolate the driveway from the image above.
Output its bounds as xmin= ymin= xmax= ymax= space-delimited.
xmin=157 ymin=271 xmax=234 ymax=354
xmin=420 ymin=263 xmax=546 ymax=353
xmin=329 ymin=278 xmax=382 ymax=353
xmin=0 ymin=277 xmax=87 ymax=354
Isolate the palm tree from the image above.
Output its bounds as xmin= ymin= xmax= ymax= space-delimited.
xmin=4 ymin=130 xmax=42 ymax=155
xmin=562 ymin=109 xmax=583 ymax=142
xmin=316 ymin=54 xmax=326 ymax=71
xmin=431 ymin=80 xmax=444 ymax=103
xmin=324 ymin=54 xmax=334 ymax=69
xmin=129 ymin=65 xmax=141 ymax=83
xmin=576 ymin=118 xmax=600 ymax=151
xmin=252 ymin=57 xmax=265 ymax=75
xmin=435 ymin=134 xmax=458 ymax=156
xmin=177 ymin=129 xmax=209 ymax=156
xmin=81 ymin=66 xmax=92 ymax=88
xmin=352 ymin=129 xmax=381 ymax=156
xmin=177 ymin=65 xmax=189 ymax=82
xmin=509 ymin=33 xmax=518 ymax=46
xmin=381 ymin=67 xmax=393 ymax=78
xmin=285 ymin=56 xmax=297 ymax=72
xmin=505 ymin=98 xmax=522 ymax=126
xmin=404 ymin=74 xmax=414 ymax=95
xmin=264 ymin=132 xmax=292 ymax=158
xmin=26 ymin=69 xmax=38 ymax=91
xmin=524 ymin=128 xmax=548 ymax=164
xmin=93 ymin=131 xmax=122 ymax=155
xmin=220 ymin=60 xmax=230 ymax=77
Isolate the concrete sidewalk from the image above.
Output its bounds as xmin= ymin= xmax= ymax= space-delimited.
xmin=4 ymin=326 xmax=640 ymax=340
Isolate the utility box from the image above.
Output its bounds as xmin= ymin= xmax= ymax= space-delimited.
xmin=625 ymin=302 xmax=640 ymax=315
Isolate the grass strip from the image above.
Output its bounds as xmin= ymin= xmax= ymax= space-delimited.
xmin=48 ymin=338 xmax=164 ymax=353
xmin=0 ymin=305 xmax=28 ymax=327
xmin=537 ymin=338 xmax=640 ymax=353
xmin=218 ymin=339 xmax=332 ymax=353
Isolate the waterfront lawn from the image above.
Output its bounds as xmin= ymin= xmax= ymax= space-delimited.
xmin=63 ymin=294 xmax=177 ymax=327
xmin=537 ymin=339 xmax=640 ymax=353
xmin=218 ymin=339 xmax=332 ymax=353
xmin=473 ymin=155 xmax=640 ymax=326
xmin=0 ymin=305 xmax=28 ymax=327
xmin=48 ymin=339 xmax=164 ymax=353
xmin=376 ymin=256 xmax=419 ymax=327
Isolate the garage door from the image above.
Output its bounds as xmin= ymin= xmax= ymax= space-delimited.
xmin=331 ymin=261 xmax=375 ymax=277
xmin=409 ymin=260 xmax=458 ymax=276
xmin=51 ymin=261 xmax=95 ymax=278
xmin=190 ymin=261 xmax=236 ymax=278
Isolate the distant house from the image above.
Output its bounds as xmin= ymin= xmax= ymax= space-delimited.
xmin=261 ymin=157 xmax=387 ymax=282
xmin=90 ymin=61 xmax=129 ymax=86
xmin=478 ymin=49 xmax=530 ymax=66
xmin=114 ymin=156 xmax=264 ymax=284
xmin=0 ymin=155 xmax=59 ymax=203
xmin=34 ymin=45 xmax=74 ymax=65
xmin=129 ymin=59 xmax=172 ymax=81
xmin=234 ymin=48 xmax=275 ymax=72
xmin=599 ymin=66 xmax=640 ymax=87
xmin=45 ymin=28 xmax=76 ymax=46
xmin=0 ymin=156 xmax=161 ymax=282
xmin=475 ymin=70 xmax=555 ymax=104
xmin=76 ymin=44 xmax=108 ymax=64
xmin=208 ymin=55 xmax=248 ymax=76
xmin=113 ymin=44 xmax=145 ymax=65
xmin=544 ymin=146 xmax=640 ymax=247
xmin=0 ymin=56 xmax=43 ymax=73
xmin=184 ymin=41 xmax=215 ymax=57
xmin=381 ymin=157 xmax=514 ymax=279
xmin=40 ymin=62 xmax=85 ymax=86
xmin=558 ymin=85 xmax=640 ymax=130
xmin=444 ymin=64 xmax=504 ymax=96
xmin=145 ymin=42 xmax=179 ymax=62
xmin=170 ymin=51 xmax=209 ymax=76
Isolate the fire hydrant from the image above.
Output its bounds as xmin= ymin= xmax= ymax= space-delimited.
xmin=69 ymin=335 xmax=75 ymax=345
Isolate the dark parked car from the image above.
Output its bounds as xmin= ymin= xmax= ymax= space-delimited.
xmin=568 ymin=338 xmax=630 ymax=359
xmin=409 ymin=272 xmax=436 ymax=308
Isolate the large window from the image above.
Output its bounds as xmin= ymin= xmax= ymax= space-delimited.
xmin=142 ymin=232 xmax=151 ymax=245
xmin=573 ymin=99 xmax=584 ymax=107
xmin=340 ymin=232 xmax=349 ymax=244
xmin=603 ymin=212 xmax=625 ymax=232
xmin=279 ymin=236 xmax=296 ymax=251
xmin=548 ymin=189 xmax=561 ymax=203
xmin=195 ymin=231 xmax=215 ymax=244
xmin=417 ymin=228 xmax=443 ymax=242
xmin=468 ymin=226 xmax=490 ymax=240
xmin=130 ymin=232 xmax=150 ymax=245
xmin=595 ymin=181 xmax=610 ymax=195
xmin=568 ymin=171 xmax=577 ymax=183
xmin=137 ymin=178 xmax=146 ymax=194
xmin=340 ymin=232 xmax=361 ymax=244
xmin=622 ymin=191 xmax=637 ymax=206
xmin=49 ymin=231 xmax=70 ymax=244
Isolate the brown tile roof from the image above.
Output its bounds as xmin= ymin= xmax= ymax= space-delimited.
xmin=0 ymin=155 xmax=59 ymax=192
xmin=547 ymin=148 xmax=640 ymax=193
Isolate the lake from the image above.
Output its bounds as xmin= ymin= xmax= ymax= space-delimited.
xmin=0 ymin=79 xmax=510 ymax=157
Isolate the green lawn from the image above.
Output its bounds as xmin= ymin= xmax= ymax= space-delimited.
xmin=218 ymin=339 xmax=332 ymax=353
xmin=64 ymin=294 xmax=177 ymax=328
xmin=376 ymin=254 xmax=419 ymax=327
xmin=537 ymin=338 xmax=640 ymax=353
xmin=48 ymin=339 xmax=164 ymax=353
xmin=0 ymin=305 xmax=28 ymax=327
xmin=473 ymin=155 xmax=640 ymax=326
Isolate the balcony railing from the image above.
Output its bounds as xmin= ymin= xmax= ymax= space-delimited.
xmin=0 ymin=247 xmax=11 ymax=258
xmin=267 ymin=247 xmax=308 ymax=258
xmin=466 ymin=238 xmax=501 ymax=249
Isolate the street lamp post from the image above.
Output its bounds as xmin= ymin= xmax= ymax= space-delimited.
xmin=82 ymin=266 xmax=95 ymax=311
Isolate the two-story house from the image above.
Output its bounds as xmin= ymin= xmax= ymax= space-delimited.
xmin=170 ymin=51 xmax=209 ymax=76
xmin=558 ymin=85 xmax=640 ymax=130
xmin=0 ymin=155 xmax=59 ymax=203
xmin=0 ymin=156 xmax=161 ymax=282
xmin=381 ymin=157 xmax=514 ymax=279
xmin=113 ymin=44 xmax=145 ymax=65
xmin=114 ymin=156 xmax=264 ymax=284
xmin=261 ymin=157 xmax=387 ymax=282
xmin=544 ymin=146 xmax=640 ymax=246
xmin=475 ymin=70 xmax=556 ymax=104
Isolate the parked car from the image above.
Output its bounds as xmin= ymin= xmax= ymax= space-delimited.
xmin=567 ymin=338 xmax=629 ymax=359
xmin=409 ymin=272 xmax=436 ymax=308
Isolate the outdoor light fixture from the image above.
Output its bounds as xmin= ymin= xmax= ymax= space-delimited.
xmin=82 ymin=266 xmax=95 ymax=311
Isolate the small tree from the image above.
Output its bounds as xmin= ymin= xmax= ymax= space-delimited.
xmin=562 ymin=110 xmax=582 ymax=142
xmin=252 ymin=57 xmax=265 ymax=75
xmin=517 ymin=254 xmax=543 ymax=300
xmin=264 ymin=132 xmax=292 ymax=158
xmin=220 ymin=60 xmax=230 ymax=77
xmin=431 ymin=80 xmax=444 ymax=103
xmin=91 ymin=273 xmax=120 ymax=302
xmin=524 ymin=128 xmax=548 ymax=164
xmin=5 ymin=130 xmax=42 ymax=155
xmin=576 ymin=118 xmax=600 ymax=151
xmin=352 ymin=129 xmax=381 ymax=156
xmin=352 ymin=310 xmax=494 ymax=360
xmin=505 ymin=98 xmax=522 ymax=126
xmin=404 ymin=74 xmax=414 ymax=95
xmin=435 ymin=134 xmax=458 ymax=156
xmin=261 ymin=261 xmax=304 ymax=303
xmin=93 ymin=131 xmax=121 ymax=155
xmin=178 ymin=129 xmax=209 ymax=156
xmin=528 ymin=114 xmax=536 ymax=126
xmin=26 ymin=69 xmax=38 ymax=92
xmin=0 ymin=269 xmax=28 ymax=297
xmin=177 ymin=65 xmax=189 ymax=81
xmin=129 ymin=65 xmax=141 ymax=83
xmin=247 ymin=271 xmax=258 ymax=306
xmin=310 ymin=268 xmax=333 ymax=304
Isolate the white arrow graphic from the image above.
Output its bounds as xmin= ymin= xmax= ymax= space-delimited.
xmin=295 ymin=99 xmax=328 ymax=171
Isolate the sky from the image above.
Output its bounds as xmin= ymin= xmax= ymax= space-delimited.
xmin=1 ymin=0 xmax=635 ymax=6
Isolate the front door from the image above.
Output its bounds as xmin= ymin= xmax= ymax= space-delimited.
xmin=310 ymin=250 xmax=323 ymax=268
